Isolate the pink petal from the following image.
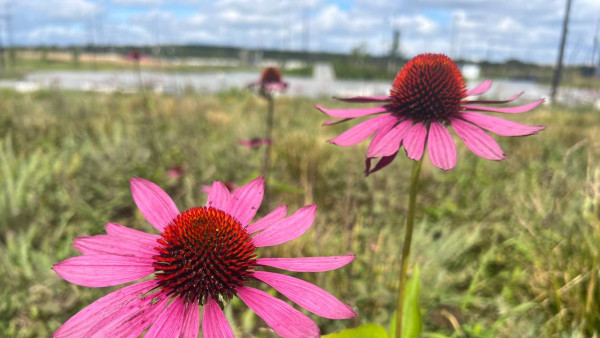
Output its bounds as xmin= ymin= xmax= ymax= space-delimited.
xmin=145 ymin=297 xmax=198 ymax=338
xmin=450 ymin=118 xmax=506 ymax=160
xmin=367 ymin=119 xmax=413 ymax=157
xmin=465 ymin=79 xmax=492 ymax=96
xmin=73 ymin=235 xmax=156 ymax=257
xmin=245 ymin=205 xmax=287 ymax=234
xmin=54 ymin=280 xmax=159 ymax=337
xmin=365 ymin=152 xmax=397 ymax=176
xmin=202 ymin=297 xmax=234 ymax=338
xmin=226 ymin=177 xmax=264 ymax=226
xmin=253 ymin=271 xmax=355 ymax=319
xmin=403 ymin=122 xmax=428 ymax=160
xmin=88 ymin=291 xmax=170 ymax=337
xmin=237 ymin=286 xmax=320 ymax=338
xmin=315 ymin=104 xmax=388 ymax=118
xmin=333 ymin=95 xmax=391 ymax=102
xmin=465 ymin=92 xmax=523 ymax=104
xmin=53 ymin=255 xmax=154 ymax=287
xmin=181 ymin=299 xmax=200 ymax=338
xmin=329 ymin=114 xmax=397 ymax=147
xmin=206 ymin=181 xmax=231 ymax=211
xmin=104 ymin=223 xmax=160 ymax=246
xmin=457 ymin=112 xmax=545 ymax=136
xmin=462 ymin=99 xmax=544 ymax=114
xmin=427 ymin=121 xmax=457 ymax=171
xmin=130 ymin=177 xmax=179 ymax=232
xmin=251 ymin=205 xmax=316 ymax=247
xmin=366 ymin=116 xmax=397 ymax=155
xmin=256 ymin=255 xmax=355 ymax=272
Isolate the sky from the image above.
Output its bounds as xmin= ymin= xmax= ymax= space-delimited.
xmin=7 ymin=0 xmax=600 ymax=65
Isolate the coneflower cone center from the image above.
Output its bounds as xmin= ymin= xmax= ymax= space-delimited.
xmin=153 ymin=206 xmax=256 ymax=306
xmin=388 ymin=53 xmax=467 ymax=122
xmin=261 ymin=67 xmax=282 ymax=84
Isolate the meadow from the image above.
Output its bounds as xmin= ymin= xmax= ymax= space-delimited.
xmin=0 ymin=88 xmax=598 ymax=337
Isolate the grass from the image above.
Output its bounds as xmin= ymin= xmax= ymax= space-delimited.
xmin=0 ymin=88 xmax=598 ymax=337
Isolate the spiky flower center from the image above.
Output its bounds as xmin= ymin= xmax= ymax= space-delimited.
xmin=261 ymin=67 xmax=282 ymax=84
xmin=388 ymin=53 xmax=466 ymax=122
xmin=153 ymin=207 xmax=256 ymax=306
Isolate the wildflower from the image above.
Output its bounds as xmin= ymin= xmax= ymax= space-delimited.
xmin=316 ymin=53 xmax=545 ymax=174
xmin=166 ymin=165 xmax=186 ymax=180
xmin=53 ymin=177 xmax=355 ymax=337
xmin=248 ymin=67 xmax=288 ymax=98
xmin=238 ymin=137 xmax=273 ymax=149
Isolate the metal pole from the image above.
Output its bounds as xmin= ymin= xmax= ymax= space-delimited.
xmin=550 ymin=0 xmax=573 ymax=103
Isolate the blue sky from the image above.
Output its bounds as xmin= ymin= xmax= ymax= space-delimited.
xmin=8 ymin=0 xmax=600 ymax=65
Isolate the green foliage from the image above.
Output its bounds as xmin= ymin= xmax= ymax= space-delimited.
xmin=324 ymin=323 xmax=389 ymax=338
xmin=0 ymin=89 xmax=598 ymax=337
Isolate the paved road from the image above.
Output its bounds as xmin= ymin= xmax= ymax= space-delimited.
xmin=0 ymin=69 xmax=597 ymax=107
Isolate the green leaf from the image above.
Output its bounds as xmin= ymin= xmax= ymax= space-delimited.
xmin=323 ymin=323 xmax=389 ymax=338
xmin=402 ymin=265 xmax=422 ymax=338
xmin=391 ymin=265 xmax=422 ymax=338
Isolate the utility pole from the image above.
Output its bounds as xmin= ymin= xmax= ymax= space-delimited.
xmin=550 ymin=0 xmax=573 ymax=103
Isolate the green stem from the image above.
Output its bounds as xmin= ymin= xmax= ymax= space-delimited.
xmin=262 ymin=96 xmax=274 ymax=207
xmin=395 ymin=156 xmax=423 ymax=338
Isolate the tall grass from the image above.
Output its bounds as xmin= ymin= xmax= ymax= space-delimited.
xmin=0 ymin=89 xmax=597 ymax=337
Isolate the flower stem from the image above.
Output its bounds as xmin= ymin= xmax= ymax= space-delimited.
xmin=262 ymin=96 xmax=274 ymax=207
xmin=395 ymin=156 xmax=423 ymax=338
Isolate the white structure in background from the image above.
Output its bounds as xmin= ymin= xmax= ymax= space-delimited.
xmin=312 ymin=62 xmax=335 ymax=82
xmin=460 ymin=63 xmax=481 ymax=80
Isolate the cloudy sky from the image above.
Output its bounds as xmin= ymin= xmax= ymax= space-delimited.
xmin=9 ymin=0 xmax=600 ymax=65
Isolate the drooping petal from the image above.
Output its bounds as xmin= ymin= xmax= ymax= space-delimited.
xmin=252 ymin=271 xmax=355 ymax=320
xmin=144 ymin=298 xmax=185 ymax=338
xmin=333 ymin=95 xmax=391 ymax=102
xmin=256 ymin=255 xmax=355 ymax=272
xmin=465 ymin=79 xmax=492 ymax=96
xmin=465 ymin=91 xmax=523 ymax=104
xmin=367 ymin=119 xmax=413 ymax=157
xmin=245 ymin=205 xmax=287 ymax=234
xmin=252 ymin=205 xmax=316 ymax=247
xmin=130 ymin=178 xmax=179 ymax=232
xmin=202 ymin=298 xmax=234 ymax=338
xmin=457 ymin=112 xmax=545 ymax=136
xmin=53 ymin=255 xmax=154 ymax=287
xmin=462 ymin=99 xmax=544 ymax=114
xmin=237 ymin=286 xmax=320 ymax=338
xmin=206 ymin=181 xmax=231 ymax=211
xmin=73 ymin=235 xmax=156 ymax=257
xmin=54 ymin=280 xmax=159 ymax=337
xmin=181 ymin=299 xmax=200 ymax=338
xmin=315 ymin=105 xmax=388 ymax=118
xmin=427 ymin=121 xmax=457 ymax=171
xmin=366 ymin=116 xmax=398 ymax=155
xmin=329 ymin=114 xmax=397 ymax=147
xmin=104 ymin=223 xmax=160 ymax=247
xmin=450 ymin=118 xmax=506 ymax=160
xmin=365 ymin=152 xmax=397 ymax=176
xmin=226 ymin=177 xmax=264 ymax=226
xmin=403 ymin=122 xmax=428 ymax=160
xmin=87 ymin=291 xmax=170 ymax=337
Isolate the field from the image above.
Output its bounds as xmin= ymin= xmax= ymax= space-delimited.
xmin=0 ymin=88 xmax=598 ymax=337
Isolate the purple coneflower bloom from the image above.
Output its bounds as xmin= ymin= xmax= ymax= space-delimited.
xmin=53 ymin=177 xmax=355 ymax=337
xmin=248 ymin=67 xmax=289 ymax=94
xmin=316 ymin=53 xmax=545 ymax=174
xmin=238 ymin=137 xmax=273 ymax=149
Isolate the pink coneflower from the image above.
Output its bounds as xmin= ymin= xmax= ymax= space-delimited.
xmin=248 ymin=67 xmax=289 ymax=95
xmin=238 ymin=137 xmax=273 ymax=149
xmin=166 ymin=165 xmax=186 ymax=179
xmin=53 ymin=177 xmax=355 ymax=337
xmin=125 ymin=50 xmax=148 ymax=62
xmin=316 ymin=53 xmax=545 ymax=174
